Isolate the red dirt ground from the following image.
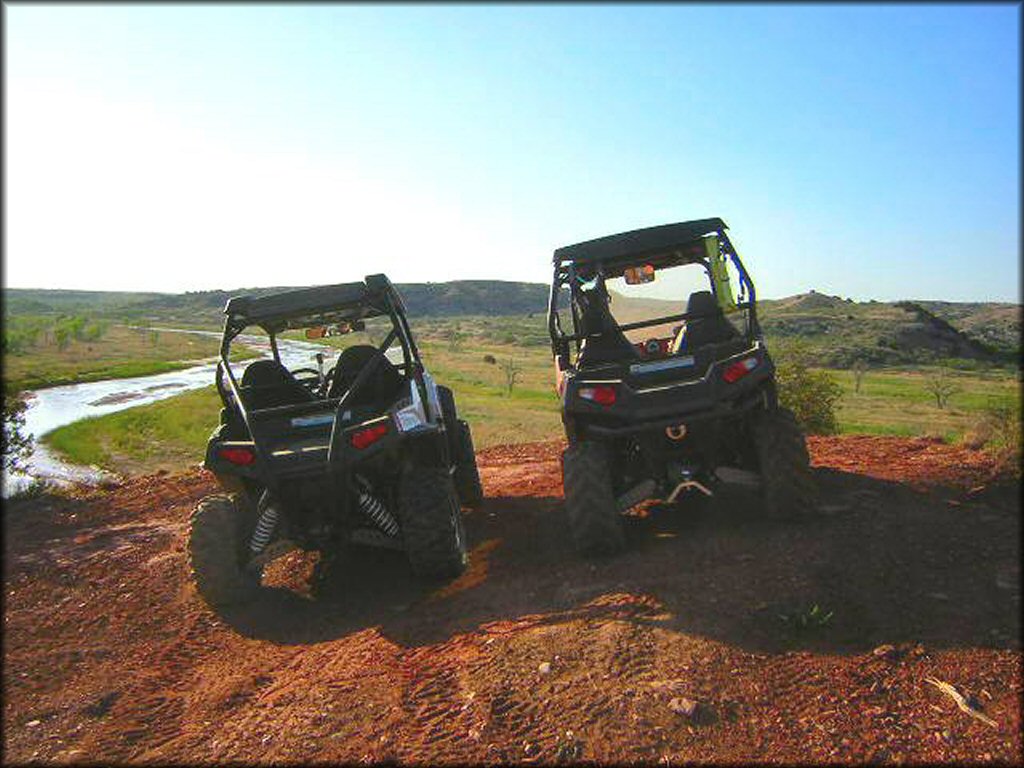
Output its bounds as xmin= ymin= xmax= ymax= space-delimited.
xmin=3 ymin=436 xmax=1021 ymax=764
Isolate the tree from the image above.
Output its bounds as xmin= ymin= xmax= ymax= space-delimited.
xmin=2 ymin=394 xmax=34 ymax=475
xmin=445 ymin=326 xmax=465 ymax=353
xmin=500 ymin=358 xmax=521 ymax=396
xmin=924 ymin=369 xmax=960 ymax=409
xmin=54 ymin=326 xmax=71 ymax=351
xmin=852 ymin=359 xmax=868 ymax=393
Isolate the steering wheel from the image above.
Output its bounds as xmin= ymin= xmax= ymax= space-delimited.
xmin=291 ymin=366 xmax=324 ymax=393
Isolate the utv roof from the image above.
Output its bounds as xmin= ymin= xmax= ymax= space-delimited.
xmin=224 ymin=278 xmax=393 ymax=329
xmin=554 ymin=218 xmax=727 ymax=266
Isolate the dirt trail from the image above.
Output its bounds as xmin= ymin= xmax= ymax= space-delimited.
xmin=3 ymin=437 xmax=1021 ymax=764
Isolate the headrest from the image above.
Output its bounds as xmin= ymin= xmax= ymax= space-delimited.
xmin=686 ymin=290 xmax=720 ymax=316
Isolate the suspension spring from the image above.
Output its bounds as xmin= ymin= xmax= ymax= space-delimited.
xmin=356 ymin=477 xmax=399 ymax=536
xmin=249 ymin=493 xmax=279 ymax=554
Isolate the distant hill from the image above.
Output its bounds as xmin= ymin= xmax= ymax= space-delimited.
xmin=757 ymin=291 xmax=1019 ymax=367
xmin=915 ymin=300 xmax=1020 ymax=355
xmin=3 ymin=282 xmax=553 ymax=325
xmin=4 ymin=284 xmax=1019 ymax=368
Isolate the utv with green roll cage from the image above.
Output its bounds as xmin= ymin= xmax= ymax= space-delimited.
xmin=191 ymin=274 xmax=483 ymax=608
xmin=548 ymin=218 xmax=814 ymax=556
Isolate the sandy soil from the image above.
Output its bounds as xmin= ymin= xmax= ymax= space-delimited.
xmin=3 ymin=436 xmax=1020 ymax=764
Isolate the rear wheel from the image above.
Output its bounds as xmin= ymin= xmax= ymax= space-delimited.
xmin=751 ymin=407 xmax=816 ymax=518
xmin=563 ymin=442 xmax=625 ymax=556
xmin=453 ymin=420 xmax=484 ymax=507
xmin=437 ymin=386 xmax=484 ymax=508
xmin=189 ymin=493 xmax=262 ymax=608
xmin=398 ymin=464 xmax=468 ymax=579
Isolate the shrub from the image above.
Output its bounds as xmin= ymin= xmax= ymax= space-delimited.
xmin=964 ymin=401 xmax=1021 ymax=478
xmin=773 ymin=341 xmax=843 ymax=435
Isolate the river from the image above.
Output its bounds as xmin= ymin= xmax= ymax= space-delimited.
xmin=3 ymin=329 xmax=336 ymax=497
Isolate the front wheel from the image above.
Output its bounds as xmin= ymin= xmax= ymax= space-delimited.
xmin=751 ymin=407 xmax=816 ymax=518
xmin=562 ymin=442 xmax=625 ymax=556
xmin=397 ymin=464 xmax=468 ymax=580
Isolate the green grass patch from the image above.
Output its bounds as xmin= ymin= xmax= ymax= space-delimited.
xmin=45 ymin=386 xmax=223 ymax=473
xmin=831 ymin=366 xmax=1019 ymax=438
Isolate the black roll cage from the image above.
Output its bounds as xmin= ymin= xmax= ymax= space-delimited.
xmin=213 ymin=275 xmax=426 ymax=479
xmin=547 ymin=226 xmax=760 ymax=360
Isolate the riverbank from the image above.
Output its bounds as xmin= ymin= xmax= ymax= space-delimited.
xmin=3 ymin=332 xmax=333 ymax=496
xmin=3 ymin=324 xmax=258 ymax=396
xmin=43 ymin=386 xmax=220 ymax=476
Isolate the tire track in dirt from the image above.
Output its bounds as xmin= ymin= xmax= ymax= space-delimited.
xmin=3 ymin=438 xmax=1020 ymax=764
xmin=384 ymin=627 xmax=540 ymax=762
xmin=78 ymin=611 xmax=221 ymax=760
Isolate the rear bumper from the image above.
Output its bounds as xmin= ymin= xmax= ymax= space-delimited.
xmin=205 ymin=422 xmax=446 ymax=483
xmin=579 ymin=390 xmax=764 ymax=439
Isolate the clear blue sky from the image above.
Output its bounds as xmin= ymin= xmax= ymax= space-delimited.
xmin=5 ymin=3 xmax=1020 ymax=301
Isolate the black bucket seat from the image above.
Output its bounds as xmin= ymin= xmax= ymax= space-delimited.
xmin=240 ymin=359 xmax=316 ymax=411
xmin=576 ymin=288 xmax=638 ymax=368
xmin=327 ymin=345 xmax=405 ymax=407
xmin=679 ymin=290 xmax=739 ymax=351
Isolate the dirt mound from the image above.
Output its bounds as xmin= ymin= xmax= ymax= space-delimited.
xmin=3 ymin=438 xmax=1020 ymax=764
xmin=784 ymin=290 xmax=849 ymax=311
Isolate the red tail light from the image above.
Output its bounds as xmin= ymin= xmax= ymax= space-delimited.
xmin=722 ymin=356 xmax=759 ymax=383
xmin=219 ymin=446 xmax=256 ymax=466
xmin=579 ymin=384 xmax=618 ymax=406
xmin=350 ymin=422 xmax=389 ymax=450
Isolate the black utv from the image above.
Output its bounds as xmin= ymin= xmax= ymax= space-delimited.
xmin=191 ymin=274 xmax=483 ymax=608
xmin=548 ymin=218 xmax=814 ymax=555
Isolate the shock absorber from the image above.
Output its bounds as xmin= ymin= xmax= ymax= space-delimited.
xmin=355 ymin=475 xmax=399 ymax=537
xmin=249 ymin=491 xmax=279 ymax=555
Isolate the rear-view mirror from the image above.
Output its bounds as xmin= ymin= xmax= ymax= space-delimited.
xmin=624 ymin=265 xmax=656 ymax=285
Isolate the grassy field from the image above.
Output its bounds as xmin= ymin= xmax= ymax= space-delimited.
xmin=3 ymin=324 xmax=256 ymax=394
xmin=41 ymin=326 xmax=1020 ymax=477
xmin=834 ymin=366 xmax=1020 ymax=439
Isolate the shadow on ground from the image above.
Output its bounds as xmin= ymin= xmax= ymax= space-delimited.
xmin=217 ymin=468 xmax=1021 ymax=655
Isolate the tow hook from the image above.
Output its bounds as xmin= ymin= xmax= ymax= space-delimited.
xmin=665 ymin=467 xmax=713 ymax=502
